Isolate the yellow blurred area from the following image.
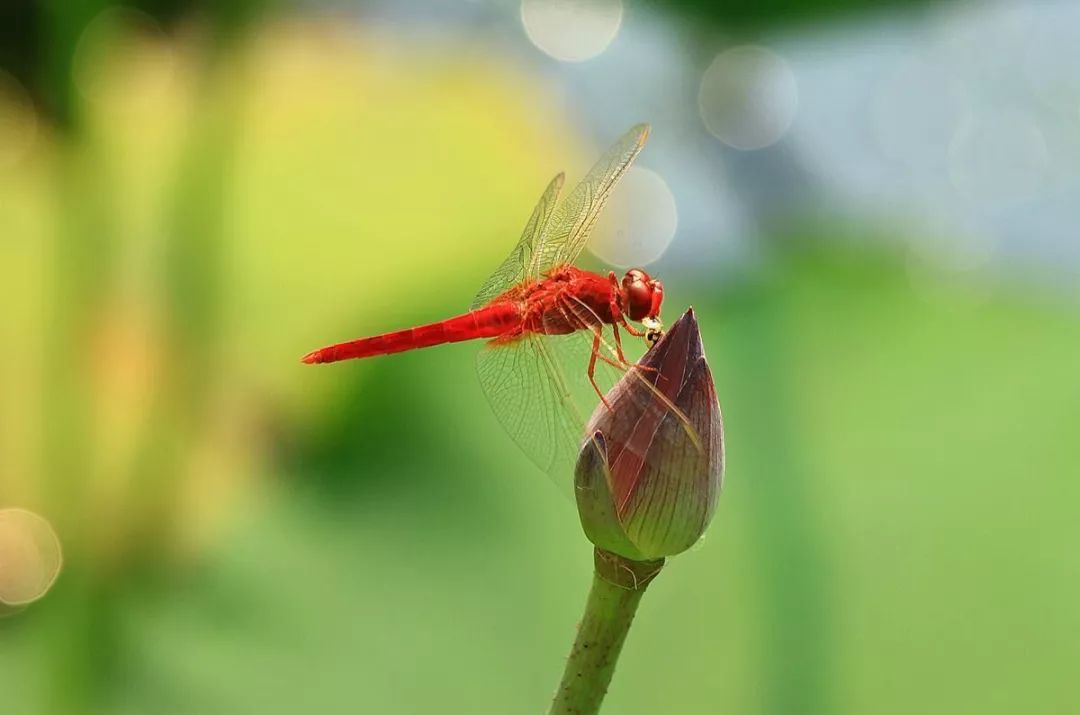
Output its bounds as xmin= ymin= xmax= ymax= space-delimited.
xmin=0 ymin=75 xmax=48 ymax=512
xmin=0 ymin=15 xmax=584 ymax=564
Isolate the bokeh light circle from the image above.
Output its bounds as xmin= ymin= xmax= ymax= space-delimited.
xmin=0 ymin=508 xmax=63 ymax=606
xmin=588 ymin=167 xmax=678 ymax=268
xmin=520 ymin=0 xmax=623 ymax=63
xmin=699 ymin=45 xmax=799 ymax=150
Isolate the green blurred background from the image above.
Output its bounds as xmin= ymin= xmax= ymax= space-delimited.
xmin=1 ymin=0 xmax=1077 ymax=713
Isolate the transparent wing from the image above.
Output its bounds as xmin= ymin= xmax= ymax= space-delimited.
xmin=477 ymin=335 xmax=594 ymax=493
xmin=470 ymin=173 xmax=565 ymax=310
xmin=475 ymin=306 xmax=625 ymax=495
xmin=530 ymin=124 xmax=650 ymax=277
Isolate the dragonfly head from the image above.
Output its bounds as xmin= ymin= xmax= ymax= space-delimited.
xmin=621 ymin=269 xmax=664 ymax=323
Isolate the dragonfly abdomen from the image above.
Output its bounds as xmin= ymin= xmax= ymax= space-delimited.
xmin=301 ymin=303 xmax=521 ymax=364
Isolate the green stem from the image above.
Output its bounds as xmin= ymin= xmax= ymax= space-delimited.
xmin=549 ymin=549 xmax=664 ymax=715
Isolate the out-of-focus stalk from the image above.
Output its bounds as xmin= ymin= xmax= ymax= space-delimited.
xmin=549 ymin=549 xmax=663 ymax=715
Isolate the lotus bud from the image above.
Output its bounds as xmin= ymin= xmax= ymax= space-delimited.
xmin=575 ymin=308 xmax=724 ymax=561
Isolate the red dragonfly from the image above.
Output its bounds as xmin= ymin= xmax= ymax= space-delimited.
xmin=303 ymin=125 xmax=691 ymax=481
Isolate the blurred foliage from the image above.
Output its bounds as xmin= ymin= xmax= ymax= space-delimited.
xmin=3 ymin=0 xmax=268 ymax=125
xmin=652 ymin=0 xmax=945 ymax=33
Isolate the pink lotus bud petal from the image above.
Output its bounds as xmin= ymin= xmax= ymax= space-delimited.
xmin=574 ymin=308 xmax=724 ymax=560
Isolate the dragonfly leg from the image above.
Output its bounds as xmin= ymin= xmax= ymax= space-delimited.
xmin=611 ymin=322 xmax=629 ymax=364
xmin=612 ymin=323 xmax=660 ymax=376
xmin=620 ymin=316 xmax=647 ymax=338
xmin=602 ymin=323 xmax=658 ymax=377
xmin=592 ymin=328 xmax=627 ymax=371
xmin=609 ymin=323 xmax=654 ymax=373
xmin=588 ymin=330 xmax=615 ymax=410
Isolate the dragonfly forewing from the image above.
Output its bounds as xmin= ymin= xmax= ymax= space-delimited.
xmin=471 ymin=172 xmax=564 ymax=311
xmin=530 ymin=123 xmax=650 ymax=277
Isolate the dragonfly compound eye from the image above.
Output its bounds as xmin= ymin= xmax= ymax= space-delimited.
xmin=622 ymin=269 xmax=656 ymax=321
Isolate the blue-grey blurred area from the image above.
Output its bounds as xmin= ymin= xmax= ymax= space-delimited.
xmin=0 ymin=1 xmax=1076 ymax=713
